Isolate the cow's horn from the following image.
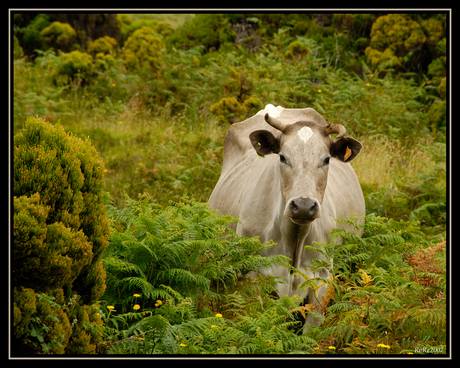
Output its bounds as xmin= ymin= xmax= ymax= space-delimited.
xmin=264 ymin=113 xmax=287 ymax=132
xmin=325 ymin=123 xmax=346 ymax=139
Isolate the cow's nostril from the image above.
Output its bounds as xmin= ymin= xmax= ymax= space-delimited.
xmin=287 ymin=197 xmax=320 ymax=221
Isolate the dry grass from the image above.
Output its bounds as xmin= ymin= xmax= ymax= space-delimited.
xmin=352 ymin=135 xmax=435 ymax=190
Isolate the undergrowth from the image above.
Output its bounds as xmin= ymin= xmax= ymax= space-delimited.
xmin=97 ymin=196 xmax=446 ymax=355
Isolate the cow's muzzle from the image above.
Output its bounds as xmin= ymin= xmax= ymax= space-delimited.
xmin=285 ymin=197 xmax=321 ymax=225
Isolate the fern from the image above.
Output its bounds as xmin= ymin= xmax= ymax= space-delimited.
xmin=302 ymin=214 xmax=446 ymax=354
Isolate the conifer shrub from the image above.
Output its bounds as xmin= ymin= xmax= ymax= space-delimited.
xmin=13 ymin=117 xmax=109 ymax=355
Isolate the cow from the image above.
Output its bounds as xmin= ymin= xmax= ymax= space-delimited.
xmin=208 ymin=104 xmax=365 ymax=327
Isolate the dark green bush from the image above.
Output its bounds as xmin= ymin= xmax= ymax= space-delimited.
xmin=40 ymin=21 xmax=77 ymax=52
xmin=51 ymin=50 xmax=94 ymax=86
xmin=165 ymin=14 xmax=236 ymax=52
xmin=13 ymin=117 xmax=109 ymax=355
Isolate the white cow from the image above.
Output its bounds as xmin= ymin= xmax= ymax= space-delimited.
xmin=209 ymin=104 xmax=365 ymax=326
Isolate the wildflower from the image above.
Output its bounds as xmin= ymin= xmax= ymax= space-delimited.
xmin=314 ymin=347 xmax=320 ymax=350
xmin=328 ymin=346 xmax=336 ymax=350
xmin=211 ymin=325 xmax=218 ymax=328
xmin=133 ymin=304 xmax=140 ymax=310
xmin=377 ymin=343 xmax=390 ymax=349
xmin=215 ymin=313 xmax=223 ymax=318
xmin=366 ymin=83 xmax=370 ymax=86
xmin=112 ymin=83 xmax=116 ymax=87
xmin=180 ymin=343 xmax=187 ymax=347
xmin=138 ymin=337 xmax=144 ymax=341
xmin=133 ymin=293 xmax=141 ymax=297
xmin=317 ymin=89 xmax=322 ymax=93
xmin=118 ymin=121 xmax=123 ymax=125
xmin=155 ymin=300 xmax=163 ymax=307
xmin=107 ymin=306 xmax=114 ymax=310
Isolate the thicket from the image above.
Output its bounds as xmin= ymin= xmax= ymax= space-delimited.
xmin=12 ymin=12 xmax=447 ymax=355
xmin=13 ymin=117 xmax=109 ymax=354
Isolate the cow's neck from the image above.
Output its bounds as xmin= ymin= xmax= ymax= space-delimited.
xmin=281 ymin=215 xmax=312 ymax=270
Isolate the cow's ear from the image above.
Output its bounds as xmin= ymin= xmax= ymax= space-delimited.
xmin=249 ymin=130 xmax=281 ymax=157
xmin=330 ymin=137 xmax=363 ymax=162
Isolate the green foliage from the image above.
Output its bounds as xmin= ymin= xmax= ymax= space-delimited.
xmin=103 ymin=194 xmax=285 ymax=311
xmin=14 ymin=35 xmax=24 ymax=59
xmin=116 ymin=14 xmax=173 ymax=45
xmin=13 ymin=117 xmax=109 ymax=354
xmin=50 ymin=50 xmax=94 ymax=86
xmin=40 ymin=21 xmax=77 ymax=52
xmin=210 ymin=97 xmax=247 ymax=124
xmin=165 ymin=14 xmax=236 ymax=52
xmin=365 ymin=14 xmax=446 ymax=75
xmin=87 ymin=36 xmax=117 ymax=57
xmin=100 ymin=195 xmax=318 ymax=354
xmin=124 ymin=26 xmax=165 ymax=72
xmin=302 ymin=214 xmax=446 ymax=355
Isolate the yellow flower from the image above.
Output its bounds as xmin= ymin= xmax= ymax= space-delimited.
xmin=211 ymin=325 xmax=218 ymax=328
xmin=118 ymin=121 xmax=123 ymax=124
xmin=377 ymin=343 xmax=390 ymax=349
xmin=328 ymin=346 xmax=336 ymax=350
xmin=366 ymin=83 xmax=370 ymax=86
xmin=215 ymin=313 xmax=223 ymax=318
xmin=155 ymin=300 xmax=163 ymax=307
xmin=314 ymin=347 xmax=320 ymax=350
xmin=180 ymin=343 xmax=187 ymax=347
xmin=317 ymin=89 xmax=322 ymax=93
xmin=107 ymin=305 xmax=115 ymax=310
xmin=112 ymin=83 xmax=116 ymax=87
xmin=138 ymin=337 xmax=144 ymax=341
xmin=133 ymin=293 xmax=141 ymax=297
xmin=103 ymin=169 xmax=108 ymax=173
xmin=133 ymin=304 xmax=140 ymax=310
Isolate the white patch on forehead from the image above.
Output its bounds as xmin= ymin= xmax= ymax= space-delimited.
xmin=298 ymin=126 xmax=313 ymax=143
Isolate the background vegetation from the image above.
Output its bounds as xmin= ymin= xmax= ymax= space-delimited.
xmin=13 ymin=12 xmax=447 ymax=355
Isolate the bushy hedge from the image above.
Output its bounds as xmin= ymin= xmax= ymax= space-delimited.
xmin=13 ymin=117 xmax=109 ymax=354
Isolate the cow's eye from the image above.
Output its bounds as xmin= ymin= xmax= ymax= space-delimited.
xmin=324 ymin=156 xmax=331 ymax=166
xmin=279 ymin=154 xmax=287 ymax=164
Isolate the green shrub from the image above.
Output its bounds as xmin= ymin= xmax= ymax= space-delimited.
xmin=13 ymin=117 xmax=109 ymax=355
xmin=210 ymin=97 xmax=247 ymax=124
xmin=14 ymin=35 xmax=24 ymax=59
xmin=285 ymin=40 xmax=309 ymax=60
xmin=51 ymin=50 xmax=94 ymax=86
xmin=165 ymin=14 xmax=236 ymax=52
xmin=365 ymin=14 xmax=445 ymax=75
xmin=117 ymin=14 xmax=173 ymax=45
xmin=87 ymin=36 xmax=117 ymax=56
xmin=40 ymin=21 xmax=77 ymax=52
xmin=124 ymin=26 xmax=165 ymax=72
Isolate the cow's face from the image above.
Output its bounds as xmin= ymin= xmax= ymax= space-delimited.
xmin=250 ymin=117 xmax=362 ymax=225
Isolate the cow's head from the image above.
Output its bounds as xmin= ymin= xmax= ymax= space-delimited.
xmin=249 ymin=113 xmax=362 ymax=225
